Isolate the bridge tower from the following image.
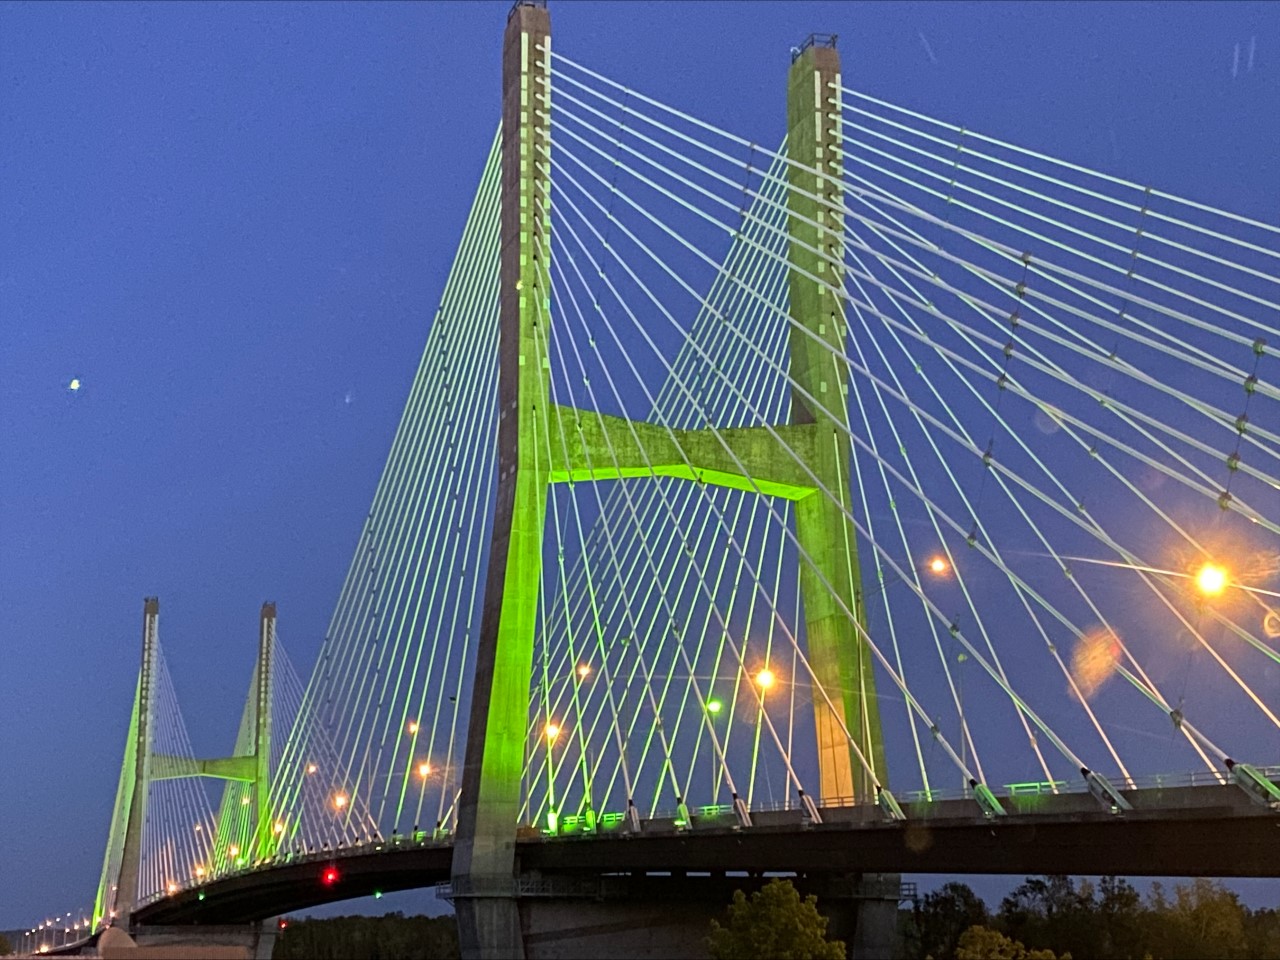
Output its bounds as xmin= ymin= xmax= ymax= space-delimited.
xmin=249 ymin=602 xmax=277 ymax=857
xmin=452 ymin=6 xmax=891 ymax=959
xmin=111 ymin=596 xmax=160 ymax=919
xmin=452 ymin=3 xmax=554 ymax=956
xmin=95 ymin=599 xmax=277 ymax=928
xmin=785 ymin=33 xmax=886 ymax=811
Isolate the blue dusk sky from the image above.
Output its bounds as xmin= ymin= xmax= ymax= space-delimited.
xmin=2 ymin=0 xmax=1278 ymax=928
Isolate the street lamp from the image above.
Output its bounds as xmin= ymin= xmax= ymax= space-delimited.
xmin=1195 ymin=562 xmax=1228 ymax=596
xmin=705 ymin=698 xmax=724 ymax=797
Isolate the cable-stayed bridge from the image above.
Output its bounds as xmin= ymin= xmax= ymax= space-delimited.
xmin=29 ymin=3 xmax=1280 ymax=958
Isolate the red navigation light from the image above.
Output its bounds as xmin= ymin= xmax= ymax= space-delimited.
xmin=321 ymin=866 xmax=340 ymax=887
xmin=278 ymin=918 xmax=289 ymax=930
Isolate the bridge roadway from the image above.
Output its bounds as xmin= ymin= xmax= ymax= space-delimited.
xmin=131 ymin=780 xmax=1279 ymax=926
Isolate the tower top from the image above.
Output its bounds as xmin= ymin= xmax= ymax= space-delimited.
xmin=509 ymin=0 xmax=547 ymax=22
xmin=792 ymin=33 xmax=838 ymax=62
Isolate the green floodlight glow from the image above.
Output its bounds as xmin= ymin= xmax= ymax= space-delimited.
xmin=706 ymin=699 xmax=723 ymax=715
xmin=197 ymin=891 xmax=205 ymax=902
xmin=546 ymin=809 xmax=559 ymax=833
xmin=374 ymin=890 xmax=383 ymax=900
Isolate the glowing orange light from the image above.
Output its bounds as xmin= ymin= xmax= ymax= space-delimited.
xmin=306 ymin=763 xmax=318 ymax=775
xmin=274 ymin=820 xmax=285 ymax=834
xmin=544 ymin=723 xmax=560 ymax=741
xmin=577 ymin=663 xmax=591 ymax=678
xmin=1195 ymin=563 xmax=1228 ymax=596
xmin=929 ymin=556 xmax=949 ymax=575
xmin=333 ymin=793 xmax=349 ymax=811
xmin=407 ymin=720 xmax=419 ymax=734
xmin=755 ymin=668 xmax=775 ymax=690
xmin=194 ymin=866 xmax=205 ymax=878
xmin=166 ymin=883 xmax=178 ymax=895
xmin=228 ymin=845 xmax=240 ymax=857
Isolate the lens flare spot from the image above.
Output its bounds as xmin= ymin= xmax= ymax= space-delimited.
xmin=1264 ymin=610 xmax=1280 ymax=640
xmin=1070 ymin=627 xmax=1121 ymax=700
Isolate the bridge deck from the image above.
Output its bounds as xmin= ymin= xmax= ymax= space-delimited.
xmin=132 ymin=783 xmax=1280 ymax=926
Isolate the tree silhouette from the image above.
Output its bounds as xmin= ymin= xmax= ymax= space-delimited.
xmin=707 ymin=878 xmax=846 ymax=960
xmin=955 ymin=925 xmax=1066 ymax=960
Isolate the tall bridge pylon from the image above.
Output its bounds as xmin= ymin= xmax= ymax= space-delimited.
xmin=451 ymin=7 xmax=886 ymax=957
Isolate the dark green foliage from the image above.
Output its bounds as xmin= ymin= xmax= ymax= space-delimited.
xmin=707 ymin=878 xmax=847 ymax=960
xmin=0 ymin=932 xmax=12 ymax=956
xmin=904 ymin=877 xmax=1280 ymax=960
xmin=998 ymin=876 xmax=1100 ymax=959
xmin=271 ymin=911 xmax=459 ymax=960
xmin=913 ymin=881 xmax=991 ymax=960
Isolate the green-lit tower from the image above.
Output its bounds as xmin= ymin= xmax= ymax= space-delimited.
xmin=451 ymin=10 xmax=884 ymax=959
xmin=785 ymin=35 xmax=885 ymax=806
xmin=94 ymin=599 xmax=278 ymax=929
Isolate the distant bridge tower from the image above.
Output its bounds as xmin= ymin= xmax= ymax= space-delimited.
xmin=95 ymin=598 xmax=277 ymax=927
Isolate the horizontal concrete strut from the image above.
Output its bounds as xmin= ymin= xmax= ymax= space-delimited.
xmin=149 ymin=754 xmax=256 ymax=782
xmin=545 ymin=404 xmax=820 ymax=501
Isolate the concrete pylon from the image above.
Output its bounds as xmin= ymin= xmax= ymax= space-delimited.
xmin=451 ymin=3 xmax=552 ymax=959
xmin=114 ymin=597 xmax=160 ymax=922
xmin=786 ymin=35 xmax=886 ymax=808
xmin=249 ymin=602 xmax=276 ymax=856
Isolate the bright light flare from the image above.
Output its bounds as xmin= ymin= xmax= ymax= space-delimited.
xmin=332 ymin=792 xmax=349 ymax=811
xmin=544 ymin=723 xmax=560 ymax=741
xmin=417 ymin=761 xmax=432 ymax=778
xmin=755 ymin=668 xmax=775 ymax=690
xmin=577 ymin=663 xmax=591 ymax=678
xmin=928 ymin=556 xmax=949 ymax=575
xmin=1195 ymin=563 xmax=1228 ymax=596
xmin=306 ymin=763 xmax=318 ymax=775
xmin=406 ymin=720 xmax=419 ymax=734
xmin=321 ymin=866 xmax=340 ymax=886
xmin=706 ymin=698 xmax=723 ymax=715
xmin=68 ymin=378 xmax=81 ymax=392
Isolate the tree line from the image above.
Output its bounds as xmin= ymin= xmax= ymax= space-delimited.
xmin=908 ymin=876 xmax=1280 ymax=960
xmin=272 ymin=912 xmax=458 ymax=960
xmin=266 ymin=874 xmax=1280 ymax=960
